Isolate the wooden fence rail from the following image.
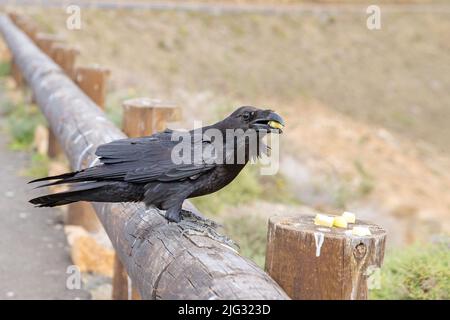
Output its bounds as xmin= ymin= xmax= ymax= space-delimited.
xmin=0 ymin=14 xmax=289 ymax=300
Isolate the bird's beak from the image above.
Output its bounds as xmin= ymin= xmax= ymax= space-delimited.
xmin=250 ymin=110 xmax=285 ymax=133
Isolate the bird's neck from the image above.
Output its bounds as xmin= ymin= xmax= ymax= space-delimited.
xmin=191 ymin=122 xmax=265 ymax=164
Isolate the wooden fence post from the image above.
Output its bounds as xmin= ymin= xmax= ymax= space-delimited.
xmin=265 ymin=214 xmax=386 ymax=300
xmin=50 ymin=44 xmax=79 ymax=79
xmin=10 ymin=57 xmax=23 ymax=87
xmin=110 ymin=97 xmax=181 ymax=300
xmin=46 ymin=43 xmax=79 ymax=156
xmin=8 ymin=14 xmax=38 ymax=87
xmin=35 ymin=33 xmax=64 ymax=56
xmin=122 ymin=98 xmax=181 ymax=136
xmin=111 ymin=253 xmax=129 ymax=300
xmin=66 ymin=67 xmax=110 ymax=232
xmin=15 ymin=17 xmax=38 ymax=42
xmin=73 ymin=66 xmax=110 ymax=108
xmin=35 ymin=33 xmax=66 ymax=158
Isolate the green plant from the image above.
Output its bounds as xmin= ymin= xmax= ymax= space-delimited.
xmin=222 ymin=213 xmax=268 ymax=268
xmin=192 ymin=166 xmax=263 ymax=215
xmin=0 ymin=61 xmax=11 ymax=77
xmin=354 ymin=160 xmax=375 ymax=196
xmin=192 ymin=164 xmax=298 ymax=215
xmin=0 ymin=100 xmax=16 ymax=116
xmin=333 ymin=181 xmax=351 ymax=209
xmin=7 ymin=104 xmax=46 ymax=150
xmin=24 ymin=153 xmax=50 ymax=178
xmin=370 ymin=242 xmax=450 ymax=300
xmin=105 ymin=101 xmax=123 ymax=128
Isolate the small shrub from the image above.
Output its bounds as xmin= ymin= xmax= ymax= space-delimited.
xmin=24 ymin=153 xmax=50 ymax=178
xmin=7 ymin=104 xmax=46 ymax=150
xmin=0 ymin=61 xmax=11 ymax=77
xmin=192 ymin=164 xmax=298 ymax=215
xmin=370 ymin=242 xmax=450 ymax=300
xmin=192 ymin=166 xmax=263 ymax=215
xmin=222 ymin=213 xmax=268 ymax=268
xmin=354 ymin=160 xmax=375 ymax=196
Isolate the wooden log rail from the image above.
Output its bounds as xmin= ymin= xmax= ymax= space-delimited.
xmin=0 ymin=14 xmax=289 ymax=300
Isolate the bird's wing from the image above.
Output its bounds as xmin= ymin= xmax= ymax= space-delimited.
xmin=92 ymin=130 xmax=216 ymax=183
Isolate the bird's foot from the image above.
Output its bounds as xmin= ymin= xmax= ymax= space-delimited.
xmin=179 ymin=209 xmax=222 ymax=229
xmin=177 ymin=210 xmax=238 ymax=250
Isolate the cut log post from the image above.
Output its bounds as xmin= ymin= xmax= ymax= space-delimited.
xmin=50 ymin=44 xmax=79 ymax=79
xmin=35 ymin=33 xmax=66 ymax=158
xmin=265 ymin=214 xmax=387 ymax=300
xmin=35 ymin=33 xmax=64 ymax=56
xmin=66 ymin=201 xmax=101 ymax=232
xmin=112 ymin=253 xmax=130 ymax=300
xmin=110 ymin=98 xmax=181 ymax=300
xmin=73 ymin=66 xmax=110 ymax=109
xmin=131 ymin=286 xmax=141 ymax=300
xmin=122 ymin=98 xmax=181 ymax=136
xmin=10 ymin=57 xmax=23 ymax=87
xmin=7 ymin=12 xmax=19 ymax=24
xmin=15 ymin=17 xmax=38 ymax=42
xmin=47 ymin=131 xmax=64 ymax=158
xmin=67 ymin=66 xmax=110 ymax=232
xmin=8 ymin=14 xmax=38 ymax=87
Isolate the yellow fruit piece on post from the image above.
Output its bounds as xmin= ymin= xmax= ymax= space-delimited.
xmin=352 ymin=226 xmax=372 ymax=236
xmin=314 ymin=214 xmax=335 ymax=228
xmin=333 ymin=216 xmax=348 ymax=228
xmin=342 ymin=211 xmax=356 ymax=223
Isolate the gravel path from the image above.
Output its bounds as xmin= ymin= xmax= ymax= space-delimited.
xmin=0 ymin=119 xmax=90 ymax=300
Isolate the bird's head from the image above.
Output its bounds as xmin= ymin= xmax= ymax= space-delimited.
xmin=225 ymin=106 xmax=285 ymax=134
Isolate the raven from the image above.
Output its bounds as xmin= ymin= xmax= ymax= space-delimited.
xmin=29 ymin=106 xmax=284 ymax=222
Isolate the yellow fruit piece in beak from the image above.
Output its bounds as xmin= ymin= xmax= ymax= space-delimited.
xmin=268 ymin=120 xmax=284 ymax=130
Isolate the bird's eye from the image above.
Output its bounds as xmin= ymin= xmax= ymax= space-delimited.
xmin=242 ymin=112 xmax=252 ymax=121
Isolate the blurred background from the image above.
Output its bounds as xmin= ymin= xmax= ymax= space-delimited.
xmin=0 ymin=0 xmax=448 ymax=299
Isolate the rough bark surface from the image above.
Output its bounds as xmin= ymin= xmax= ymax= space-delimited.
xmin=265 ymin=214 xmax=386 ymax=300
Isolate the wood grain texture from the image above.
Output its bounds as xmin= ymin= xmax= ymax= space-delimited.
xmin=74 ymin=66 xmax=110 ymax=109
xmin=11 ymin=58 xmax=23 ymax=87
xmin=66 ymin=201 xmax=101 ymax=232
xmin=0 ymin=15 xmax=288 ymax=300
xmin=265 ymin=214 xmax=386 ymax=300
xmin=122 ymin=98 xmax=180 ymax=136
xmin=112 ymin=254 xmax=129 ymax=300
xmin=50 ymin=44 xmax=79 ymax=79
xmin=35 ymin=32 xmax=64 ymax=56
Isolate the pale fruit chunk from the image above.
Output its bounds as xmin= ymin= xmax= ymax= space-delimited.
xmin=314 ymin=214 xmax=335 ymax=228
xmin=352 ymin=226 xmax=372 ymax=236
xmin=342 ymin=211 xmax=356 ymax=224
xmin=333 ymin=216 xmax=348 ymax=228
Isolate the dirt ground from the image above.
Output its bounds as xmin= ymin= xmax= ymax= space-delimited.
xmin=7 ymin=4 xmax=450 ymax=245
xmin=0 ymin=115 xmax=90 ymax=299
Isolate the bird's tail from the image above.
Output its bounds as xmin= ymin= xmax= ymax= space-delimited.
xmin=30 ymin=191 xmax=82 ymax=207
xmin=29 ymin=181 xmax=143 ymax=207
xmin=28 ymin=171 xmax=79 ymax=185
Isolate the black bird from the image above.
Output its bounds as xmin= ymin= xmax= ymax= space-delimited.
xmin=29 ymin=106 xmax=284 ymax=222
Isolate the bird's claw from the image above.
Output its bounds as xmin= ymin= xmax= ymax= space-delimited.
xmin=177 ymin=210 xmax=238 ymax=250
xmin=179 ymin=209 xmax=222 ymax=229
